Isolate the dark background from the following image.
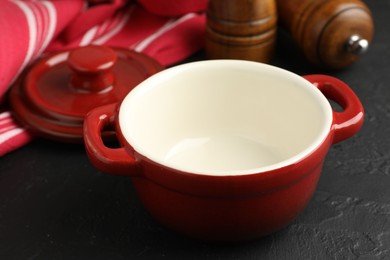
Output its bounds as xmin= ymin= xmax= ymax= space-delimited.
xmin=1 ymin=1 xmax=390 ymax=259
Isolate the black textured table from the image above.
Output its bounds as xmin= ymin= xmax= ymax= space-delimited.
xmin=1 ymin=1 xmax=389 ymax=259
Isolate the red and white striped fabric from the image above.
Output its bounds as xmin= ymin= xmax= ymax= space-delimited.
xmin=0 ymin=0 xmax=207 ymax=156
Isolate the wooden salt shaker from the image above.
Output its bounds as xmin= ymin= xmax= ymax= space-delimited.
xmin=206 ymin=0 xmax=277 ymax=63
xmin=276 ymin=0 xmax=374 ymax=69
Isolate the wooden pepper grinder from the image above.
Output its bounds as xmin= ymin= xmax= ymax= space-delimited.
xmin=276 ymin=0 xmax=374 ymax=69
xmin=206 ymin=0 xmax=277 ymax=63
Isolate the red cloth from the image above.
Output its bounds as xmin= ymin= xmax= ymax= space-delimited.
xmin=0 ymin=0 xmax=206 ymax=156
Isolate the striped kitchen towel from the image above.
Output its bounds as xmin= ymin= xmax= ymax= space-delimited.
xmin=0 ymin=0 xmax=206 ymax=156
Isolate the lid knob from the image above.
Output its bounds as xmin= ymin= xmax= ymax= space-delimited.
xmin=346 ymin=34 xmax=369 ymax=55
xmin=68 ymin=45 xmax=117 ymax=92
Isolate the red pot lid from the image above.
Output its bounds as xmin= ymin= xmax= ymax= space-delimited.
xmin=9 ymin=45 xmax=163 ymax=143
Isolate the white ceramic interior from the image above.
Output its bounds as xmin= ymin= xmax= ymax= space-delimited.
xmin=119 ymin=60 xmax=333 ymax=176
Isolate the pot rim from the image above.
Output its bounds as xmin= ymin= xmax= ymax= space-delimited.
xmin=118 ymin=60 xmax=333 ymax=176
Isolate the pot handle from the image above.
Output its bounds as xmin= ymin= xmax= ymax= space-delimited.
xmin=83 ymin=103 xmax=141 ymax=176
xmin=303 ymin=75 xmax=364 ymax=144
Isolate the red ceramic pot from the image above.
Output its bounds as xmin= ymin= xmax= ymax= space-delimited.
xmin=84 ymin=60 xmax=364 ymax=242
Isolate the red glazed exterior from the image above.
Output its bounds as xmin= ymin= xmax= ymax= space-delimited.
xmin=129 ymin=140 xmax=330 ymax=241
xmin=84 ymin=73 xmax=364 ymax=242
